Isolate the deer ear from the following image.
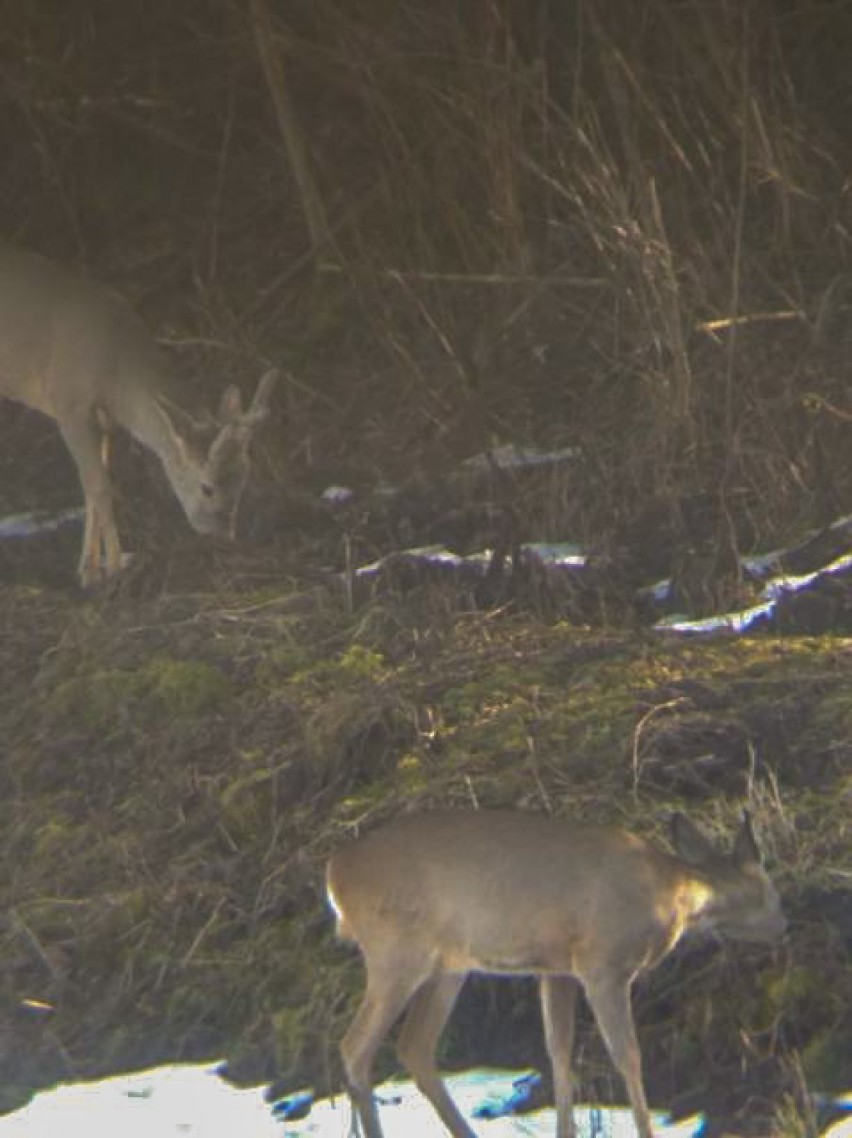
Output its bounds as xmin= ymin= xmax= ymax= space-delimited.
xmin=242 ymin=368 xmax=277 ymax=426
xmin=732 ymin=810 xmax=762 ymax=869
xmin=670 ymin=813 xmax=718 ymax=867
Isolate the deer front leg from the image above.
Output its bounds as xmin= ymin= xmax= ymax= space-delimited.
xmin=58 ymin=410 xmax=123 ymax=586
xmin=540 ymin=974 xmax=581 ymax=1138
xmin=584 ymin=973 xmax=656 ymax=1138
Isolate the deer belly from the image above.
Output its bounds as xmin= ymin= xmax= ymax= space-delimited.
xmin=440 ymin=922 xmax=578 ymax=975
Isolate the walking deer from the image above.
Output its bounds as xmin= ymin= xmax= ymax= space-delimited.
xmin=0 ymin=243 xmax=276 ymax=586
xmin=327 ymin=808 xmax=786 ymax=1138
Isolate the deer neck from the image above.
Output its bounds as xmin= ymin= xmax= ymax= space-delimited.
xmin=647 ymin=858 xmax=716 ymax=962
xmin=106 ymin=360 xmax=201 ymax=491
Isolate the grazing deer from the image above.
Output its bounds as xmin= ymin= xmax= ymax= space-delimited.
xmin=0 ymin=243 xmax=276 ymax=587
xmin=327 ymin=808 xmax=786 ymax=1138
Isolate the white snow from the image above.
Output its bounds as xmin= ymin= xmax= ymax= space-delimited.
xmin=0 ymin=1063 xmax=700 ymax=1138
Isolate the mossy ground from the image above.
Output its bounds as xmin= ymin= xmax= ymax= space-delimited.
xmin=1 ymin=572 xmax=849 ymax=1131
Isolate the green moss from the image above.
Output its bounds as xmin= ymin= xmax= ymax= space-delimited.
xmin=337 ymin=645 xmax=386 ymax=679
xmin=141 ymin=657 xmax=228 ymax=717
xmin=764 ymin=965 xmax=844 ymax=1025
xmin=98 ymin=887 xmax=154 ymax=936
xmin=47 ymin=667 xmax=142 ymax=730
xmin=253 ymin=641 xmax=319 ymax=688
xmin=809 ymin=686 xmax=852 ymax=738
xmin=272 ymin=1005 xmax=311 ymax=1071
xmin=393 ymin=752 xmax=429 ymax=795
xmin=218 ymin=761 xmax=284 ymax=841
xmin=800 ymin=1025 xmax=852 ymax=1088
xmin=31 ymin=815 xmax=77 ymax=861
xmin=290 ymin=644 xmax=387 ymax=690
xmin=43 ymin=655 xmax=229 ymax=729
xmin=429 ymin=651 xmax=639 ymax=792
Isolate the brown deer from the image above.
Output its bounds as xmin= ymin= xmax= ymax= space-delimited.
xmin=0 ymin=243 xmax=276 ymax=586
xmin=327 ymin=808 xmax=786 ymax=1138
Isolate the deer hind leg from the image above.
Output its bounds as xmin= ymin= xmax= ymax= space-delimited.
xmin=341 ymin=955 xmax=432 ymax=1138
xmin=395 ymin=973 xmax=475 ymax=1138
xmin=58 ymin=410 xmax=123 ymax=586
xmin=540 ymin=974 xmax=581 ymax=1138
xmin=583 ymin=973 xmax=656 ymax=1138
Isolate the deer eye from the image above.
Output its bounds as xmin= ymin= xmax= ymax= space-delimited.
xmin=201 ymin=483 xmax=215 ymax=499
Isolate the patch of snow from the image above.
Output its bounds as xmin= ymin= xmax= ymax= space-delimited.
xmin=1 ymin=1062 xmax=847 ymax=1138
xmin=0 ymin=508 xmax=83 ymax=539
xmin=655 ymin=602 xmax=775 ymax=635
xmin=523 ymin=543 xmax=588 ymax=568
xmin=0 ymin=1062 xmax=280 ymax=1138
xmin=320 ymin=486 xmax=355 ymax=505
xmin=462 ymin=444 xmax=579 ymax=473
xmin=763 ymin=552 xmax=852 ymax=601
